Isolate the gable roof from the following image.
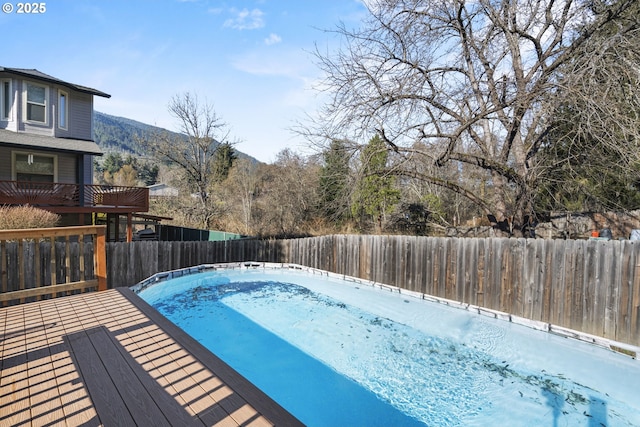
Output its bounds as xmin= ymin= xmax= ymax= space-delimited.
xmin=0 ymin=67 xmax=111 ymax=98
xmin=0 ymin=129 xmax=103 ymax=155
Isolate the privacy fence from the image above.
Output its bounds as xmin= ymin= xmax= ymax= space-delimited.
xmin=0 ymin=225 xmax=106 ymax=306
xmin=106 ymin=235 xmax=640 ymax=347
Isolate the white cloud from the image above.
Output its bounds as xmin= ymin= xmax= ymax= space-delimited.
xmin=224 ymin=8 xmax=265 ymax=30
xmin=264 ymin=33 xmax=282 ymax=45
xmin=231 ymin=49 xmax=312 ymax=79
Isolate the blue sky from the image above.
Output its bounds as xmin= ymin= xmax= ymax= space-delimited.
xmin=2 ymin=0 xmax=367 ymax=162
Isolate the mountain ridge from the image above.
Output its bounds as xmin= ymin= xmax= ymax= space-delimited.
xmin=93 ymin=111 xmax=257 ymax=162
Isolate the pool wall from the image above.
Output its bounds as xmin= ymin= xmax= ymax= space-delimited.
xmin=132 ymin=262 xmax=640 ymax=360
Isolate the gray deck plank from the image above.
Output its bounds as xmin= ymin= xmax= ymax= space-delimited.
xmin=83 ymin=326 xmax=175 ymax=427
xmin=64 ymin=329 xmax=137 ymax=427
xmin=118 ymin=287 xmax=305 ymax=427
xmin=96 ymin=324 xmax=203 ymax=426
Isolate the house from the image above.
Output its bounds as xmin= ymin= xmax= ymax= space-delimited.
xmin=148 ymin=182 xmax=179 ymax=197
xmin=0 ymin=66 xmax=149 ymax=241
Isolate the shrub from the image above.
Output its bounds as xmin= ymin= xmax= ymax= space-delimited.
xmin=0 ymin=205 xmax=60 ymax=230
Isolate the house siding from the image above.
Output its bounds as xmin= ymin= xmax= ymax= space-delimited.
xmin=0 ymin=146 xmax=10 ymax=180
xmin=68 ymin=92 xmax=93 ymax=140
xmin=58 ymin=153 xmax=77 ymax=183
xmin=0 ymin=146 xmax=78 ymax=183
xmin=1 ymin=70 xmax=97 ymax=142
xmin=83 ymin=155 xmax=93 ymax=185
xmin=0 ymin=76 xmax=17 ymax=132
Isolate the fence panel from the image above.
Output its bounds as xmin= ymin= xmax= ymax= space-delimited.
xmin=0 ymin=226 xmax=106 ymax=305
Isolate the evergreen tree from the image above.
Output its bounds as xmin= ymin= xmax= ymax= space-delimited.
xmin=351 ymin=135 xmax=400 ymax=232
xmin=138 ymin=162 xmax=160 ymax=186
xmin=212 ymin=142 xmax=237 ymax=182
xmin=102 ymin=152 xmax=124 ymax=175
xmin=319 ymin=139 xmax=351 ymax=221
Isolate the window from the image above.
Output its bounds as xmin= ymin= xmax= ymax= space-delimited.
xmin=1 ymin=79 xmax=11 ymax=120
xmin=12 ymin=152 xmax=57 ymax=184
xmin=58 ymin=90 xmax=68 ymax=129
xmin=25 ymin=82 xmax=48 ymax=123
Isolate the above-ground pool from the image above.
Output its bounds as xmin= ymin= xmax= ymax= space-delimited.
xmin=137 ymin=265 xmax=640 ymax=427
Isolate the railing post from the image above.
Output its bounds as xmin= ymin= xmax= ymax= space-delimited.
xmin=96 ymin=226 xmax=107 ymax=291
xmin=127 ymin=213 xmax=133 ymax=243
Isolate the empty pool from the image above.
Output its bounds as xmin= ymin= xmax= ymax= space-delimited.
xmin=136 ymin=266 xmax=640 ymax=426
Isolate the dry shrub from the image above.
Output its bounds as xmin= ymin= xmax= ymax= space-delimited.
xmin=0 ymin=205 xmax=60 ymax=230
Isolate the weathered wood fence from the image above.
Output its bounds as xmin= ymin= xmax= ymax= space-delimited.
xmin=0 ymin=226 xmax=106 ymax=306
xmin=107 ymin=235 xmax=640 ymax=346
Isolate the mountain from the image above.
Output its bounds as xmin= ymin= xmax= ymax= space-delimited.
xmin=93 ymin=112 xmax=160 ymax=154
xmin=93 ymin=111 xmax=257 ymax=162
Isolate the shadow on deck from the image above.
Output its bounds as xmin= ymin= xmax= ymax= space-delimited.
xmin=0 ymin=288 xmax=302 ymax=426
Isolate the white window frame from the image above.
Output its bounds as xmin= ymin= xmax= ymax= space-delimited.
xmin=23 ymin=81 xmax=49 ymax=125
xmin=11 ymin=151 xmax=58 ymax=183
xmin=58 ymin=89 xmax=68 ymax=130
xmin=1 ymin=79 xmax=11 ymax=121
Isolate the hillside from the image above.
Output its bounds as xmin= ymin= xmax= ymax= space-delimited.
xmin=93 ymin=111 xmax=256 ymax=161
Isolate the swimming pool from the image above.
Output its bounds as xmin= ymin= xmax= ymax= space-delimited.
xmin=136 ymin=264 xmax=640 ymax=426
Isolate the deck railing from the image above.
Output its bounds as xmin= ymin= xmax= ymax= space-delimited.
xmin=0 ymin=180 xmax=149 ymax=211
xmin=0 ymin=225 xmax=106 ymax=305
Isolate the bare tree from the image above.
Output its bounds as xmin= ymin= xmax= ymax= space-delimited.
xmin=257 ymin=149 xmax=321 ymax=236
xmin=141 ymin=92 xmax=236 ymax=229
xmin=307 ymin=0 xmax=639 ymax=234
xmin=536 ymin=0 xmax=640 ymax=212
xmin=223 ymin=158 xmax=260 ymax=235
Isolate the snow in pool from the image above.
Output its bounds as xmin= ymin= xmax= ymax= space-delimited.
xmin=138 ymin=267 xmax=640 ymax=427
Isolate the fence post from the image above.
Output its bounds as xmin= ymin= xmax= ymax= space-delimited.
xmin=96 ymin=226 xmax=107 ymax=291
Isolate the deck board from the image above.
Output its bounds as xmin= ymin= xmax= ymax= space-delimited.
xmin=65 ymin=328 xmax=138 ymax=427
xmin=0 ymin=288 xmax=303 ymax=426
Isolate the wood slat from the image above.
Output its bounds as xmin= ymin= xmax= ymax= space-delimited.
xmin=0 ymin=305 xmax=32 ymax=425
xmin=65 ymin=235 xmax=71 ymax=287
xmin=25 ymin=306 xmax=67 ymax=425
xmin=44 ymin=299 xmax=100 ymax=426
xmin=0 ymin=280 xmax=99 ymax=302
xmin=0 ymin=241 xmax=6 ymax=295
xmin=0 ymin=225 xmax=104 ymax=241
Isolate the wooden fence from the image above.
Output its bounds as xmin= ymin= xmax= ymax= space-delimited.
xmin=0 ymin=226 xmax=106 ymax=306
xmin=106 ymin=235 xmax=640 ymax=346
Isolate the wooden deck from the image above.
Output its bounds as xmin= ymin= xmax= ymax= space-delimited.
xmin=0 ymin=288 xmax=303 ymax=426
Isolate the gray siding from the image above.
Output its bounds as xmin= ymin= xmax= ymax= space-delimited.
xmin=1 ymin=77 xmax=94 ymax=141
xmin=0 ymin=146 xmax=79 ymax=183
xmin=67 ymin=92 xmax=93 ymax=140
xmin=50 ymin=86 xmax=93 ymax=140
xmin=83 ymin=155 xmax=93 ymax=185
xmin=0 ymin=146 xmax=10 ymax=180
xmin=57 ymin=153 xmax=77 ymax=183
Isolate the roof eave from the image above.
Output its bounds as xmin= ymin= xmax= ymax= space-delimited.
xmin=0 ymin=67 xmax=111 ymax=98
